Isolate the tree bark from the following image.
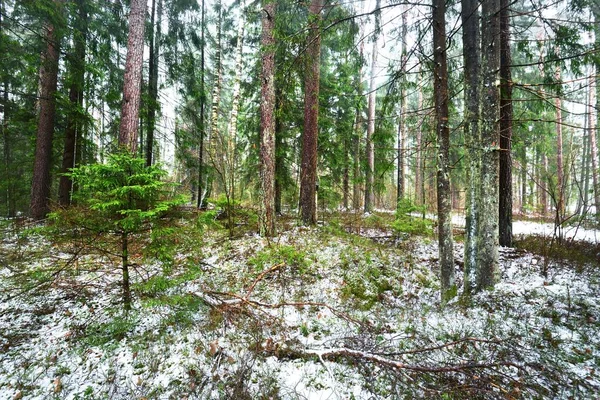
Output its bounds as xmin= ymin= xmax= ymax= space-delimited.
xmin=30 ymin=6 xmax=61 ymax=220
xmin=477 ymin=0 xmax=501 ymax=291
xmin=415 ymin=68 xmax=424 ymax=206
xmin=299 ymin=0 xmax=323 ymax=225
xmin=146 ymin=0 xmax=162 ymax=166
xmin=259 ymin=0 xmax=276 ymax=236
xmin=118 ymin=0 xmax=146 ymax=153
xmin=433 ymin=0 xmax=455 ymax=301
xmin=59 ymin=0 xmax=86 ymax=206
xmin=352 ymin=40 xmax=365 ymax=211
xmin=555 ymin=67 xmax=565 ymax=222
xmin=498 ymin=0 xmax=512 ymax=247
xmin=396 ymin=7 xmax=407 ymax=205
xmin=197 ymin=0 xmax=206 ymax=208
xmin=461 ymin=0 xmax=480 ymax=294
xmin=589 ymin=75 xmax=600 ymax=221
xmin=364 ymin=7 xmax=379 ymax=214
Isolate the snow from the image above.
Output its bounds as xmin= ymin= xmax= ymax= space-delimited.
xmin=1 ymin=219 xmax=599 ymax=399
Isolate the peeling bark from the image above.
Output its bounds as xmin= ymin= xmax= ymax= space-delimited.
xmin=118 ymin=0 xmax=147 ymax=153
xmin=259 ymin=0 xmax=276 ymax=236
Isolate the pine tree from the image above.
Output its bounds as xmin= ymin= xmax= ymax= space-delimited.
xmin=299 ymin=0 xmax=323 ymax=225
xmin=30 ymin=1 xmax=62 ymax=220
xmin=118 ymin=0 xmax=147 ymax=152
xmin=259 ymin=0 xmax=276 ymax=236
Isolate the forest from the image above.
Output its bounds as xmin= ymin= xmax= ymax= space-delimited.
xmin=0 ymin=0 xmax=599 ymax=398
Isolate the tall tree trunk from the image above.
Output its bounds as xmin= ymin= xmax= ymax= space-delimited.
xmin=589 ymin=75 xmax=600 ymax=221
xmin=555 ymin=67 xmax=565 ymax=222
xmin=415 ymin=68 xmax=424 ymax=206
xmin=498 ymin=0 xmax=512 ymax=247
xmin=59 ymin=0 xmax=86 ymax=206
xmin=146 ymin=0 xmax=162 ymax=166
xmin=433 ymin=0 xmax=455 ymax=301
xmin=396 ymin=7 xmax=407 ymax=205
xmin=203 ymin=1 xmax=222 ymax=206
xmin=118 ymin=0 xmax=147 ymax=153
xmin=520 ymin=147 xmax=527 ymax=214
xmin=275 ymin=107 xmax=283 ymax=214
xmin=259 ymin=0 xmax=276 ymax=236
xmin=364 ymin=3 xmax=379 ymax=213
xmin=352 ymin=40 xmax=365 ymax=211
xmin=197 ymin=0 xmax=206 ymax=209
xmin=461 ymin=0 xmax=480 ymax=293
xmin=30 ymin=6 xmax=61 ymax=220
xmin=541 ymin=153 xmax=549 ymax=215
xmin=299 ymin=0 xmax=322 ymax=225
xmin=477 ymin=0 xmax=501 ymax=291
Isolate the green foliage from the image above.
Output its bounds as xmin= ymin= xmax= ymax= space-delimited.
xmin=248 ymin=245 xmax=309 ymax=274
xmin=83 ymin=316 xmax=137 ymax=346
xmin=340 ymin=250 xmax=397 ymax=310
xmin=59 ymin=153 xmax=184 ymax=234
xmin=391 ymin=198 xmax=433 ymax=235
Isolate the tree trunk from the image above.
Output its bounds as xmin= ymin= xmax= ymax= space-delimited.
xmin=364 ymin=6 xmax=379 ymax=214
xmin=396 ymin=7 xmax=407 ymax=205
xmin=477 ymin=0 xmax=501 ymax=291
xmin=520 ymin=147 xmax=527 ymax=214
xmin=59 ymin=0 xmax=86 ymax=206
xmin=589 ymin=75 xmax=600 ymax=221
xmin=146 ymin=0 xmax=162 ymax=166
xmin=555 ymin=67 xmax=565 ymax=222
xmin=433 ymin=0 xmax=455 ymax=301
xmin=498 ymin=0 xmax=512 ymax=247
xmin=197 ymin=0 xmax=206 ymax=209
xmin=352 ymin=40 xmax=365 ymax=211
xmin=461 ymin=0 xmax=480 ymax=294
xmin=275 ymin=111 xmax=283 ymax=214
xmin=299 ymin=0 xmax=323 ymax=225
xmin=541 ymin=153 xmax=548 ymax=215
xmin=122 ymin=231 xmax=131 ymax=311
xmin=30 ymin=7 xmax=61 ymax=220
xmin=118 ymin=0 xmax=147 ymax=153
xmin=260 ymin=0 xmax=276 ymax=236
xmin=415 ymin=68 xmax=424 ymax=206
xmin=202 ymin=1 xmax=222 ymax=206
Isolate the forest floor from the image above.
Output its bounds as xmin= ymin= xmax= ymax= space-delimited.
xmin=0 ymin=212 xmax=599 ymax=399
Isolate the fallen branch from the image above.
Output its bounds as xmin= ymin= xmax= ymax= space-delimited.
xmin=266 ymin=345 xmax=527 ymax=374
xmin=244 ymin=262 xmax=285 ymax=300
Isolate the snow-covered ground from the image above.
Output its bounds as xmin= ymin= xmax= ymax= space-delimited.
xmin=0 ymin=220 xmax=599 ymax=399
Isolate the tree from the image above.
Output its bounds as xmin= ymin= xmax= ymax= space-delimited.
xmin=364 ymin=0 xmax=380 ymax=213
xmin=396 ymin=6 xmax=407 ymax=205
xmin=118 ymin=0 xmax=147 ymax=152
xmin=146 ymin=0 xmax=163 ymax=166
xmin=30 ymin=1 xmax=62 ymax=220
xmin=433 ymin=0 xmax=455 ymax=301
xmin=58 ymin=0 xmax=87 ymax=206
xmin=461 ymin=0 xmax=480 ymax=293
xmin=477 ymin=0 xmax=501 ymax=291
xmin=299 ymin=0 xmax=323 ymax=225
xmin=259 ymin=0 xmax=276 ymax=236
xmin=53 ymin=153 xmax=183 ymax=311
xmin=498 ymin=0 xmax=512 ymax=247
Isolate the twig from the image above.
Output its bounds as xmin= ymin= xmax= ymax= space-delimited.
xmin=244 ymin=262 xmax=285 ymax=300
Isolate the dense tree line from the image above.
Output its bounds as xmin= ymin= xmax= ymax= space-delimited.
xmin=0 ymin=0 xmax=598 ymax=301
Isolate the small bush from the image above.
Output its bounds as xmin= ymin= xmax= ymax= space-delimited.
xmin=391 ymin=198 xmax=433 ymax=235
